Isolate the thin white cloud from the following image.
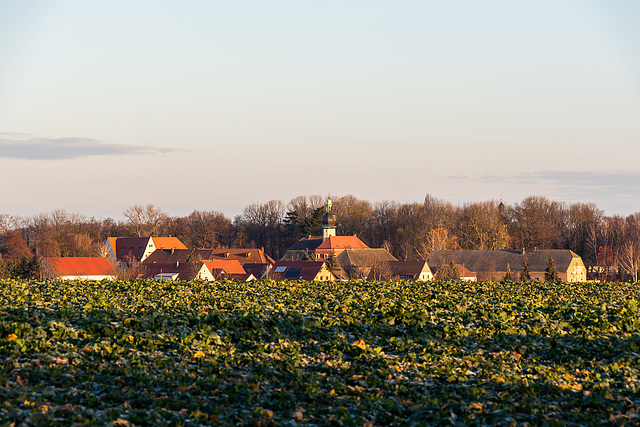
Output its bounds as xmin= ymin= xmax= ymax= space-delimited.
xmin=524 ymin=170 xmax=640 ymax=189
xmin=0 ymin=132 xmax=185 ymax=160
xmin=466 ymin=170 xmax=640 ymax=190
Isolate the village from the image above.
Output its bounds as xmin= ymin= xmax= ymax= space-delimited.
xmin=40 ymin=197 xmax=588 ymax=283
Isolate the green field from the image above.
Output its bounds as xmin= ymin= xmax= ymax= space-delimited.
xmin=1 ymin=279 xmax=640 ymax=426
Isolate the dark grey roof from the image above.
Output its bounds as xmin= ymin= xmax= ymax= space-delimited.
xmin=337 ymin=248 xmax=397 ymax=267
xmin=285 ymin=237 xmax=323 ymax=252
xmin=519 ymin=250 xmax=580 ymax=272
xmin=428 ymin=250 xmax=580 ymax=273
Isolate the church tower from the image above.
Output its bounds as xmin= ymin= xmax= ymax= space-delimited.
xmin=322 ymin=196 xmax=337 ymax=241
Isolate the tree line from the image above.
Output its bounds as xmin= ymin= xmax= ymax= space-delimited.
xmin=1 ymin=194 xmax=639 ymax=280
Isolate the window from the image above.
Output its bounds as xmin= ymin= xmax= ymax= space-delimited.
xmin=275 ymin=266 xmax=287 ymax=273
xmin=284 ymin=267 xmax=303 ymax=279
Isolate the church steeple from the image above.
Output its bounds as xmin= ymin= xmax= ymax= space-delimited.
xmin=322 ymin=195 xmax=337 ymax=241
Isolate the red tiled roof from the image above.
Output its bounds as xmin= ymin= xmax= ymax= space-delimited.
xmin=151 ymin=237 xmax=188 ymax=250
xmin=316 ymin=236 xmax=369 ymax=251
xmin=202 ymin=260 xmax=246 ymax=275
xmin=456 ymin=264 xmax=476 ymax=278
xmin=46 ymin=257 xmax=115 ymax=276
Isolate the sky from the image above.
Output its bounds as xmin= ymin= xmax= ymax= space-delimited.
xmin=1 ymin=0 xmax=639 ymax=219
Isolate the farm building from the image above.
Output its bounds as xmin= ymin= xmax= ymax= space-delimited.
xmin=428 ymin=249 xmax=587 ymax=282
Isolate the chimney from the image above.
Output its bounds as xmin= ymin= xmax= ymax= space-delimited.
xmin=521 ymin=248 xmax=525 ymax=255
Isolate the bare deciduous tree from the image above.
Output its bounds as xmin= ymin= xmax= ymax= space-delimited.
xmin=124 ymin=204 xmax=168 ymax=237
xmin=242 ymin=200 xmax=286 ymax=256
xmin=287 ymin=195 xmax=324 ymax=221
xmin=186 ymin=210 xmax=232 ymax=249
xmin=507 ymin=196 xmax=566 ymax=250
xmin=458 ymin=201 xmax=509 ymax=250
xmin=619 ymin=241 xmax=640 ymax=281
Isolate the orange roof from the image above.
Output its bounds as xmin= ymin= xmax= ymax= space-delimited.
xmin=46 ymin=257 xmax=115 ymax=276
xmin=202 ymin=260 xmax=246 ymax=275
xmin=316 ymin=236 xmax=369 ymax=251
xmin=107 ymin=237 xmax=117 ymax=252
xmin=456 ymin=264 xmax=476 ymax=278
xmin=151 ymin=237 xmax=187 ymax=250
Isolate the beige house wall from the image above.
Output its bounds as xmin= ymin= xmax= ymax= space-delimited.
xmin=567 ymin=258 xmax=587 ymax=282
xmin=313 ymin=265 xmax=336 ymax=281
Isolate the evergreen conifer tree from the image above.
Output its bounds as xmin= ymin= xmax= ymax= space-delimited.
xmin=545 ymin=257 xmax=560 ymax=282
xmin=302 ymin=207 xmax=324 ymax=237
xmin=283 ymin=210 xmax=301 ymax=242
xmin=521 ymin=257 xmax=531 ymax=281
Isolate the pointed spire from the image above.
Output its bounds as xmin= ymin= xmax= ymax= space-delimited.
xmin=322 ymin=194 xmax=336 ymax=241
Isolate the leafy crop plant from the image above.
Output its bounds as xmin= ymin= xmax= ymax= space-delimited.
xmin=1 ymin=279 xmax=639 ymax=425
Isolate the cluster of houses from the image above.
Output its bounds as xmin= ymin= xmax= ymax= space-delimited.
xmin=41 ymin=198 xmax=588 ymax=283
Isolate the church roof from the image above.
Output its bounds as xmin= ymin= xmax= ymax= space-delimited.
xmin=316 ymin=236 xmax=369 ymax=251
xmin=322 ymin=212 xmax=337 ymax=226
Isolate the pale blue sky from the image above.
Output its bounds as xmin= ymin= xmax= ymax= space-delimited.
xmin=1 ymin=1 xmax=639 ymax=218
